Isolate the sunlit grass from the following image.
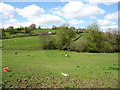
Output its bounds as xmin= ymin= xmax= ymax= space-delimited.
xmin=2 ymin=50 xmax=118 ymax=88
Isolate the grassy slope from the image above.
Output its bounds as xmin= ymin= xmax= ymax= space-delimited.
xmin=2 ymin=34 xmax=119 ymax=88
xmin=2 ymin=36 xmax=40 ymax=49
xmin=2 ymin=50 xmax=118 ymax=88
xmin=31 ymin=29 xmax=56 ymax=33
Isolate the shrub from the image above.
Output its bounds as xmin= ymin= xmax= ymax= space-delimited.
xmin=101 ymin=41 xmax=116 ymax=53
xmin=75 ymin=36 xmax=88 ymax=52
xmin=55 ymin=29 xmax=76 ymax=50
xmin=86 ymin=23 xmax=106 ymax=52
xmin=86 ymin=30 xmax=105 ymax=52
xmin=39 ymin=35 xmax=56 ymax=50
xmin=69 ymin=41 xmax=76 ymax=51
xmin=69 ymin=36 xmax=88 ymax=52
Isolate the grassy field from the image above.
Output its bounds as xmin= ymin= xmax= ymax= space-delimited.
xmin=2 ymin=36 xmax=119 ymax=88
xmin=2 ymin=36 xmax=40 ymax=50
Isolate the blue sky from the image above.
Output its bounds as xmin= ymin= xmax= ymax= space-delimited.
xmin=0 ymin=0 xmax=119 ymax=31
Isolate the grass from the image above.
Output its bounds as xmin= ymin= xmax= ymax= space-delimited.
xmin=2 ymin=50 xmax=119 ymax=88
xmin=31 ymin=29 xmax=56 ymax=33
xmin=2 ymin=34 xmax=119 ymax=88
xmin=4 ymin=29 xmax=56 ymax=38
xmin=2 ymin=36 xmax=40 ymax=49
xmin=2 ymin=33 xmax=81 ymax=50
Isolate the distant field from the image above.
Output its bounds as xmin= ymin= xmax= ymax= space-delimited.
xmin=31 ymin=29 xmax=57 ymax=33
xmin=2 ymin=36 xmax=40 ymax=49
xmin=2 ymin=50 xmax=119 ymax=88
xmin=2 ymin=33 xmax=86 ymax=50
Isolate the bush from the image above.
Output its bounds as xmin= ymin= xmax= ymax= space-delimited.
xmin=69 ymin=36 xmax=87 ymax=52
xmin=69 ymin=41 xmax=76 ymax=51
xmin=85 ymin=23 xmax=106 ymax=52
xmin=101 ymin=41 xmax=116 ymax=53
xmin=39 ymin=35 xmax=56 ymax=50
xmin=86 ymin=30 xmax=105 ymax=52
xmin=55 ymin=29 xmax=76 ymax=50
xmin=75 ymin=36 xmax=87 ymax=52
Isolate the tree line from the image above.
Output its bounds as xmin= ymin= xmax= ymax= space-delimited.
xmin=39 ymin=23 xmax=119 ymax=53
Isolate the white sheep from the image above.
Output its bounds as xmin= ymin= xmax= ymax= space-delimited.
xmin=65 ymin=54 xmax=69 ymax=57
xmin=61 ymin=72 xmax=69 ymax=76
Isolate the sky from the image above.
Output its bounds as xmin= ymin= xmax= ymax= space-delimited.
xmin=0 ymin=0 xmax=119 ymax=31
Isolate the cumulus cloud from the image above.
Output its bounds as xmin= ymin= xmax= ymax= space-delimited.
xmin=0 ymin=2 xmax=15 ymax=18
xmin=97 ymin=11 xmax=118 ymax=30
xmin=28 ymin=14 xmax=65 ymax=26
xmin=2 ymin=4 xmax=65 ymax=28
xmin=3 ymin=18 xmax=32 ymax=28
xmin=16 ymin=4 xmax=45 ymax=19
xmin=68 ymin=19 xmax=84 ymax=25
xmin=62 ymin=0 xmax=119 ymax=5
xmin=5 ymin=18 xmax=19 ymax=24
xmin=105 ymin=11 xmax=118 ymax=20
xmin=86 ymin=0 xmax=119 ymax=5
xmin=101 ymin=25 xmax=118 ymax=30
xmin=97 ymin=19 xmax=116 ymax=26
xmin=52 ymin=1 xmax=105 ymax=19
xmin=4 ymin=15 xmax=65 ymax=28
xmin=15 ymin=4 xmax=65 ymax=27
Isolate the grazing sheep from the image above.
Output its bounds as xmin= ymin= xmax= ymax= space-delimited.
xmin=61 ymin=72 xmax=69 ymax=77
xmin=65 ymin=54 xmax=69 ymax=57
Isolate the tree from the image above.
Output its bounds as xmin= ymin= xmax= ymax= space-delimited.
xmin=87 ymin=22 xmax=100 ymax=31
xmin=38 ymin=26 xmax=41 ymax=29
xmin=1 ymin=28 xmax=6 ymax=39
xmin=57 ymin=24 xmax=69 ymax=31
xmin=7 ymin=26 xmax=14 ymax=30
xmin=39 ymin=35 xmax=56 ymax=50
xmin=86 ymin=23 xmax=105 ymax=52
xmin=16 ymin=26 xmax=24 ymax=31
xmin=29 ymin=24 xmax=36 ymax=30
xmin=24 ymin=27 xmax=31 ymax=34
xmin=52 ymin=25 xmax=57 ymax=30
xmin=55 ymin=28 xmax=76 ymax=50
xmin=69 ymin=26 xmax=76 ymax=30
xmin=7 ymin=26 xmax=15 ymax=34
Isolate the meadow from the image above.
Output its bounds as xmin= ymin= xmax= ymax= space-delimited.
xmin=2 ymin=36 xmax=119 ymax=88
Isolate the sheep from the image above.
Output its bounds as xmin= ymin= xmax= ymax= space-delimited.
xmin=61 ymin=72 xmax=69 ymax=77
xmin=65 ymin=54 xmax=69 ymax=57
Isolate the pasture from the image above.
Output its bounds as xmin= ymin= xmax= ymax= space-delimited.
xmin=2 ymin=36 xmax=119 ymax=88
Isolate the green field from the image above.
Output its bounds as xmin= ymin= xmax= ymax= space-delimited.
xmin=2 ymin=36 xmax=40 ymax=50
xmin=2 ymin=36 xmax=119 ymax=88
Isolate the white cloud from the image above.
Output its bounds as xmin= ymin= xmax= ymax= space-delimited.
xmin=101 ymin=25 xmax=118 ymax=30
xmin=16 ymin=4 xmax=45 ymax=19
xmin=61 ymin=0 xmax=119 ymax=5
xmin=97 ymin=19 xmax=118 ymax=30
xmin=68 ymin=19 xmax=84 ymax=25
xmin=28 ymin=14 xmax=65 ymax=26
xmin=85 ymin=0 xmax=119 ymax=5
xmin=105 ymin=11 xmax=118 ymax=20
xmin=3 ymin=18 xmax=31 ymax=28
xmin=5 ymin=18 xmax=19 ymax=24
xmin=97 ymin=19 xmax=116 ymax=26
xmin=52 ymin=1 xmax=105 ymax=19
xmin=4 ymin=10 xmax=65 ymax=28
xmin=16 ymin=4 xmax=65 ymax=27
xmin=0 ymin=2 xmax=15 ymax=18
xmin=89 ymin=16 xmax=97 ymax=19
xmin=97 ymin=11 xmax=118 ymax=30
